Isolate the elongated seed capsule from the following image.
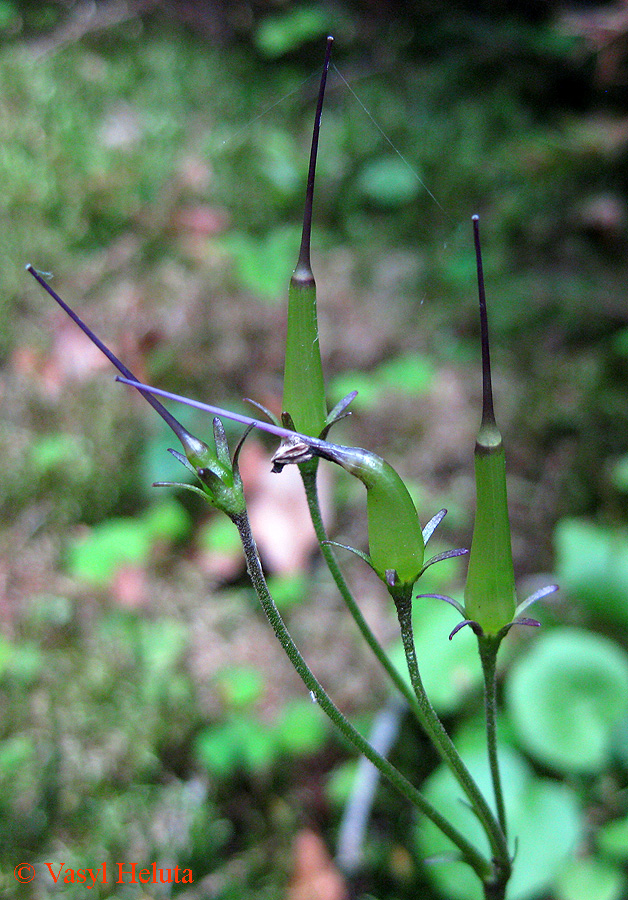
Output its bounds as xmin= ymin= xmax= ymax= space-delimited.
xmin=463 ymin=217 xmax=517 ymax=635
xmin=282 ymin=37 xmax=333 ymax=437
xmin=315 ymin=444 xmax=425 ymax=586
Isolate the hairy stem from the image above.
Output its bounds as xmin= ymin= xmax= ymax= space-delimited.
xmin=392 ymin=587 xmax=511 ymax=876
xmin=300 ymin=463 xmax=426 ymax=721
xmin=478 ymin=634 xmax=508 ymax=838
xmin=232 ymin=508 xmax=492 ymax=880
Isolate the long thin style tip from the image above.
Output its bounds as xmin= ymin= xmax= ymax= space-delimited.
xmin=27 ymin=264 xmax=193 ymax=446
xmin=295 ymin=34 xmax=333 ymax=281
xmin=472 ymin=214 xmax=497 ymax=432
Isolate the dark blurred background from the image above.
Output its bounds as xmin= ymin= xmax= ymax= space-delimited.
xmin=3 ymin=2 xmax=628 ymax=898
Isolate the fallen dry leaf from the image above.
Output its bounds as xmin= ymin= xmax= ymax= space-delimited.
xmin=287 ymin=829 xmax=348 ymax=900
xmin=239 ymin=439 xmax=333 ymax=576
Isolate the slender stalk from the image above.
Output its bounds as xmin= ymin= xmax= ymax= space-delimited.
xmin=232 ymin=508 xmax=492 ymax=881
xmin=478 ymin=634 xmax=508 ymax=838
xmin=300 ymin=463 xmax=426 ymax=721
xmin=391 ymin=586 xmax=511 ymax=874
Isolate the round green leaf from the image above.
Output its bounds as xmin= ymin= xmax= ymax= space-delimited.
xmin=415 ymin=746 xmax=582 ymax=900
xmin=554 ymin=518 xmax=628 ymax=626
xmin=555 ymin=857 xmax=626 ymax=900
xmin=506 ymin=628 xmax=628 ymax=774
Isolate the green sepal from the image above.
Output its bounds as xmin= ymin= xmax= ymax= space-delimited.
xmin=153 ymin=481 xmax=217 ymax=503
xmin=322 ymin=540 xmax=376 ymax=571
xmin=212 ymin=417 xmax=232 ymax=472
xmin=422 ymin=509 xmax=447 ymax=545
xmin=321 ymin=390 xmax=358 ymax=438
xmin=244 ymin=398 xmax=281 ymax=428
xmin=420 ymin=547 xmax=468 ymax=576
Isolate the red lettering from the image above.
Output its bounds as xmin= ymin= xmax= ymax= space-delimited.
xmin=116 ymin=863 xmax=136 ymax=883
xmin=46 ymin=863 xmax=64 ymax=884
xmin=138 ymin=867 xmax=150 ymax=883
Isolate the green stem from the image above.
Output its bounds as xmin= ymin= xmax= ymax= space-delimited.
xmin=478 ymin=634 xmax=508 ymax=839
xmin=391 ymin=587 xmax=511 ymax=878
xmin=232 ymin=508 xmax=492 ymax=881
xmin=300 ymin=463 xmax=426 ymax=721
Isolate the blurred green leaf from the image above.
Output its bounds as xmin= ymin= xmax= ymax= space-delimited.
xmin=415 ymin=746 xmax=582 ymax=900
xmin=214 ymin=666 xmax=264 ymax=710
xmin=555 ymin=518 xmax=628 ymax=626
xmin=28 ymin=433 xmax=89 ymax=475
xmin=555 ymin=857 xmax=626 ymax=900
xmin=325 ymin=759 xmax=359 ymax=808
xmin=197 ymin=515 xmax=241 ymax=553
xmin=137 ymin=619 xmax=188 ymax=674
xmin=219 ymin=225 xmax=301 ymax=301
xmin=274 ymin=699 xmax=328 ymax=755
xmin=0 ymin=2 xmax=19 ymax=32
xmin=356 ymin=156 xmax=421 ymax=208
xmin=0 ymin=735 xmax=35 ymax=779
xmin=265 ymin=572 xmax=308 ymax=611
xmin=597 ymin=815 xmax=628 ymax=864
xmin=194 ymin=717 xmax=277 ymax=777
xmin=609 ymin=455 xmax=628 ymax=494
xmin=66 ymin=518 xmax=152 ymax=585
xmin=254 ymin=7 xmax=329 ymax=58
xmin=329 ymin=353 xmax=434 ymax=413
xmin=0 ymin=635 xmax=13 ymax=678
xmin=142 ymin=498 xmax=191 ymax=543
xmin=506 ymin=628 xmax=628 ymax=774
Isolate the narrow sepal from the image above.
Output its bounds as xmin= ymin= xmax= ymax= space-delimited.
xmin=322 ymin=540 xmax=376 ymax=572
xmin=449 ymin=619 xmax=484 ymax=640
xmin=416 ymin=593 xmax=466 ymax=617
xmin=232 ymin=423 xmax=256 ymax=475
xmin=422 ymin=509 xmax=447 ymax=545
xmin=515 ymin=583 xmax=558 ymax=618
xmin=211 ymin=417 xmax=231 ymax=470
xmin=153 ymin=481 xmax=214 ymax=501
xmin=420 ymin=547 xmax=468 ymax=574
xmin=168 ymin=448 xmax=198 ymax=476
xmin=244 ymin=398 xmax=281 ymax=427
xmin=499 ymin=618 xmax=541 ymax=638
xmin=323 ymin=390 xmax=358 ymax=431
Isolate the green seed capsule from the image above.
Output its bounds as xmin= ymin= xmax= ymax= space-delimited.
xmin=283 ymin=269 xmax=327 ymax=437
xmin=464 ymin=424 xmax=516 ymax=634
xmin=320 ymin=444 xmax=425 ymax=586
xmin=282 ymin=38 xmax=333 ymax=438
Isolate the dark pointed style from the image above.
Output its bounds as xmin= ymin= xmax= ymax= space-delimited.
xmin=282 ymin=36 xmax=333 ymax=437
xmin=25 ymin=265 xmax=212 ymax=467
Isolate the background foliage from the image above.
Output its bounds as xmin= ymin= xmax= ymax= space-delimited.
xmin=2 ymin=1 xmax=628 ymax=898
